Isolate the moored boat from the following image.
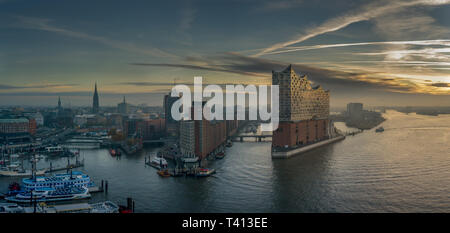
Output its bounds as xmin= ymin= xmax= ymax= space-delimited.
xmin=20 ymin=171 xmax=93 ymax=192
xmin=375 ymin=126 xmax=384 ymax=133
xmin=0 ymin=168 xmax=47 ymax=177
xmin=147 ymin=156 xmax=168 ymax=169
xmin=109 ymin=148 xmax=116 ymax=156
xmin=157 ymin=169 xmax=171 ymax=177
xmin=5 ymin=186 xmax=91 ymax=203
xmin=216 ymin=151 xmax=225 ymax=159
xmin=195 ymin=168 xmax=216 ymax=177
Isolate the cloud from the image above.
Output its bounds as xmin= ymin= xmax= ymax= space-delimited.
xmin=262 ymin=39 xmax=450 ymax=55
xmin=13 ymin=15 xmax=178 ymax=59
xmin=430 ymin=83 xmax=450 ymax=87
xmin=373 ymin=10 xmax=450 ymax=40
xmin=129 ymin=52 xmax=438 ymax=94
xmin=253 ymin=0 xmax=450 ymax=57
xmin=0 ymin=83 xmax=79 ymax=90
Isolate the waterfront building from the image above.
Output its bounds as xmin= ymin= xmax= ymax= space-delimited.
xmin=272 ymin=65 xmax=332 ymax=149
xmin=0 ymin=118 xmax=35 ymax=144
xmin=92 ymin=82 xmax=100 ymax=114
xmin=179 ymin=102 xmax=228 ymax=160
xmin=117 ymin=96 xmax=129 ymax=114
xmin=123 ymin=118 xmax=165 ymax=140
xmin=179 ymin=120 xmax=196 ymax=157
xmin=0 ymin=118 xmax=31 ymax=135
xmin=163 ymin=93 xmax=180 ymax=137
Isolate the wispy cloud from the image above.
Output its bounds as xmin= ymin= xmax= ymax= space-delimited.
xmin=130 ymin=52 xmax=448 ymax=95
xmin=13 ymin=15 xmax=178 ymax=59
xmin=253 ymin=0 xmax=450 ymax=57
xmin=373 ymin=10 xmax=450 ymax=40
xmin=261 ymin=39 xmax=450 ymax=55
xmin=0 ymin=83 xmax=79 ymax=90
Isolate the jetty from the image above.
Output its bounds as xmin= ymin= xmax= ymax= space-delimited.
xmin=45 ymin=158 xmax=84 ymax=173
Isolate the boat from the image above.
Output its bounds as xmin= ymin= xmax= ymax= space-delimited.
xmin=20 ymin=171 xmax=94 ymax=192
xmin=0 ymin=203 xmax=24 ymax=213
xmin=195 ymin=168 xmax=216 ymax=177
xmin=90 ymin=201 xmax=120 ymax=213
xmin=375 ymin=126 xmax=384 ymax=133
xmin=226 ymin=140 xmax=232 ymax=147
xmin=0 ymin=167 xmax=47 ymax=177
xmin=147 ymin=156 xmax=168 ymax=169
xmin=4 ymin=186 xmax=91 ymax=203
xmin=157 ymin=169 xmax=171 ymax=177
xmin=44 ymin=146 xmax=65 ymax=155
xmin=109 ymin=148 xmax=117 ymax=156
xmin=216 ymin=151 xmax=225 ymax=159
xmin=0 ymin=201 xmax=120 ymax=213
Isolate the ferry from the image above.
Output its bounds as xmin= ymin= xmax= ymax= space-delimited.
xmin=21 ymin=171 xmax=93 ymax=192
xmin=148 ymin=156 xmax=168 ymax=169
xmin=5 ymin=186 xmax=90 ymax=203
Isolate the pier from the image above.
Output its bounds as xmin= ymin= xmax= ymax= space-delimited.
xmin=45 ymin=158 xmax=84 ymax=173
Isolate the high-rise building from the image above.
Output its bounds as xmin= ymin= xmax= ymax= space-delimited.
xmin=272 ymin=65 xmax=331 ymax=149
xmin=117 ymin=96 xmax=129 ymax=114
xmin=92 ymin=82 xmax=99 ymax=114
xmin=163 ymin=92 xmax=180 ymax=137
xmin=179 ymin=101 xmax=228 ymax=160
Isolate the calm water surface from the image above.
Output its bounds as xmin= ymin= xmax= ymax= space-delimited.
xmin=1 ymin=110 xmax=449 ymax=212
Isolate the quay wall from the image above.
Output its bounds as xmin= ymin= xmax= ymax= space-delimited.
xmin=271 ymin=135 xmax=345 ymax=159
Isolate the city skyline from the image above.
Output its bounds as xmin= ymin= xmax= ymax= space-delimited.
xmin=1 ymin=0 xmax=450 ymax=107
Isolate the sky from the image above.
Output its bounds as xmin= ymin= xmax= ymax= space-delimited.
xmin=0 ymin=0 xmax=450 ymax=107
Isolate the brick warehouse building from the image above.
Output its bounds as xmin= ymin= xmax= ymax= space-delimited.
xmin=179 ymin=101 xmax=239 ymax=159
xmin=272 ymin=65 xmax=332 ymax=149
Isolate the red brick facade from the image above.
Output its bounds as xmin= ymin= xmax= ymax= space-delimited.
xmin=272 ymin=119 xmax=329 ymax=148
xmin=195 ymin=120 xmax=227 ymax=159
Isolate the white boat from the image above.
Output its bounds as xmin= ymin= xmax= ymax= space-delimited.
xmin=5 ymin=186 xmax=91 ymax=203
xmin=0 ymin=168 xmax=47 ymax=177
xmin=147 ymin=156 xmax=168 ymax=169
xmin=0 ymin=203 xmax=25 ymax=213
xmin=1 ymin=201 xmax=120 ymax=213
xmin=44 ymin=146 xmax=64 ymax=155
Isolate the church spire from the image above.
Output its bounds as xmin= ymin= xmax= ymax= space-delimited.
xmin=92 ymin=82 xmax=99 ymax=114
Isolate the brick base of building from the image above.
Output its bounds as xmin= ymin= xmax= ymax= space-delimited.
xmin=272 ymin=119 xmax=330 ymax=149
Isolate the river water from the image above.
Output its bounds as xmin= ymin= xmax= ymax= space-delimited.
xmin=1 ymin=110 xmax=449 ymax=212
